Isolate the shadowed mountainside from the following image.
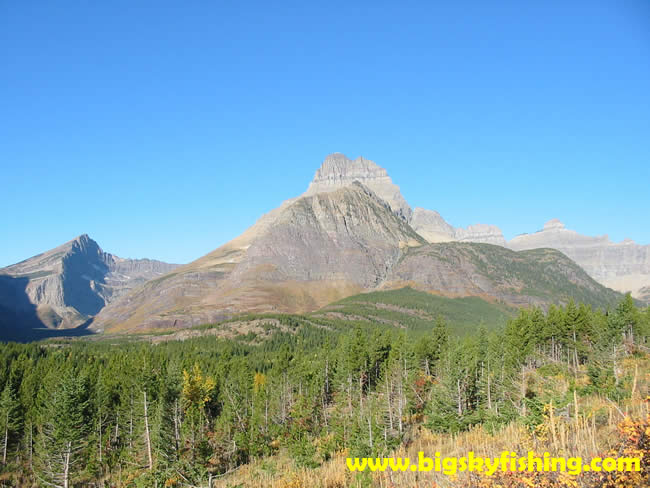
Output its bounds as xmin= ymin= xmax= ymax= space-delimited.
xmin=0 ymin=235 xmax=178 ymax=340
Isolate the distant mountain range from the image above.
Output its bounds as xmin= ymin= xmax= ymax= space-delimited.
xmin=0 ymin=153 xmax=645 ymax=340
xmin=0 ymin=235 xmax=177 ymax=339
xmin=87 ymin=155 xmax=623 ymax=334
xmin=509 ymin=219 xmax=650 ymax=300
xmin=304 ymin=154 xmax=649 ymax=299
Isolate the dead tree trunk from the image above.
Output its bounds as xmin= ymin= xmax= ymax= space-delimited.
xmin=63 ymin=441 xmax=71 ymax=488
xmin=143 ymin=391 xmax=153 ymax=471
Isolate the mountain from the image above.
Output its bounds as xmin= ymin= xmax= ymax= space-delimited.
xmin=409 ymin=208 xmax=456 ymax=242
xmin=302 ymin=157 xmax=506 ymax=245
xmin=5 ymin=154 xmax=630 ymax=337
xmin=509 ymin=219 xmax=650 ymax=301
xmin=640 ymin=287 xmax=650 ymax=303
xmin=0 ymin=235 xmax=178 ymax=338
xmin=410 ymin=208 xmax=506 ymax=246
xmin=303 ymin=153 xmax=413 ymax=221
xmin=91 ymin=155 xmax=621 ymax=334
xmin=90 ymin=182 xmax=425 ymax=333
xmin=384 ymin=242 xmax=620 ymax=309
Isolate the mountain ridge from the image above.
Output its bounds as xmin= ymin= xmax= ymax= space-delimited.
xmin=89 ymin=171 xmax=621 ymax=334
xmin=0 ymin=235 xmax=179 ymax=337
xmin=1 ymin=153 xmax=641 ymax=339
xmin=90 ymin=182 xmax=426 ymax=333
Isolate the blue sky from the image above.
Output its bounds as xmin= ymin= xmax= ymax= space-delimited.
xmin=1 ymin=0 xmax=649 ymax=266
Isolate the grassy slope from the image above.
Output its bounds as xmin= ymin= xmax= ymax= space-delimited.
xmin=88 ymin=288 xmax=515 ymax=344
xmin=315 ymin=286 xmax=516 ymax=335
xmin=467 ymin=244 xmax=622 ymax=307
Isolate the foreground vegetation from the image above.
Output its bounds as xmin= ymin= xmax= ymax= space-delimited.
xmin=0 ymin=292 xmax=648 ymax=487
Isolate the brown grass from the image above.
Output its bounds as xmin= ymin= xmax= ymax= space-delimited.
xmin=213 ymin=356 xmax=650 ymax=488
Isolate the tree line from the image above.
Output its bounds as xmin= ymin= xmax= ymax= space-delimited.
xmin=0 ymin=294 xmax=648 ymax=487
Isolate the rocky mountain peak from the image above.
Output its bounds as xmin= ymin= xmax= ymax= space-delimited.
xmin=409 ymin=208 xmax=456 ymax=242
xmin=410 ymin=208 xmax=506 ymax=246
xmin=0 ymin=236 xmax=179 ymax=336
xmin=312 ymin=153 xmax=389 ymax=182
xmin=543 ymin=219 xmax=566 ymax=231
xmin=304 ymin=153 xmax=412 ymax=221
xmin=69 ymin=234 xmax=103 ymax=256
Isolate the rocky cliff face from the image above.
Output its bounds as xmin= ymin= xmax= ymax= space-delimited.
xmin=0 ymin=235 xmax=179 ymax=332
xmin=304 ymin=153 xmax=413 ymax=221
xmin=304 ymin=155 xmax=506 ymax=246
xmin=409 ymin=208 xmax=456 ymax=242
xmin=455 ymin=224 xmax=506 ymax=246
xmin=508 ymin=220 xmax=650 ymax=300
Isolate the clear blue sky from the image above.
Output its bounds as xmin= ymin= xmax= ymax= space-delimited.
xmin=2 ymin=0 xmax=649 ymax=266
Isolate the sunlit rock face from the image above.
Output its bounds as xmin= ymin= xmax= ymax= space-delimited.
xmin=304 ymin=153 xmax=413 ymax=222
xmin=509 ymin=220 xmax=650 ymax=300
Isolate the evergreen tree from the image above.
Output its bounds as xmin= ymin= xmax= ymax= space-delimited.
xmin=35 ymin=370 xmax=90 ymax=488
xmin=151 ymin=373 xmax=179 ymax=472
xmin=608 ymin=294 xmax=641 ymax=343
xmin=0 ymin=381 xmax=21 ymax=465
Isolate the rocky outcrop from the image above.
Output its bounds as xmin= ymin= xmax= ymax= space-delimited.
xmin=509 ymin=220 xmax=650 ymax=300
xmin=304 ymin=153 xmax=413 ymax=221
xmin=303 ymin=154 xmax=505 ymax=246
xmin=410 ymin=208 xmax=506 ymax=246
xmin=454 ymin=224 xmax=507 ymax=246
xmin=410 ymin=208 xmax=456 ymax=242
xmin=0 ymin=235 xmax=179 ymax=332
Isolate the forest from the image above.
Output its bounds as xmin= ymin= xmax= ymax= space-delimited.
xmin=0 ymin=294 xmax=649 ymax=487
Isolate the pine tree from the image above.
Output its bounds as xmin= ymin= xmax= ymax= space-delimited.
xmin=152 ymin=371 xmax=180 ymax=471
xmin=0 ymin=381 xmax=21 ymax=465
xmin=431 ymin=315 xmax=449 ymax=367
xmin=564 ymin=300 xmax=591 ymax=367
xmin=608 ymin=294 xmax=641 ymax=343
xmin=35 ymin=370 xmax=90 ymax=488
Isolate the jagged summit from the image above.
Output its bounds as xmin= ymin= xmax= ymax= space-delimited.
xmin=310 ymin=153 xmax=389 ymax=182
xmin=0 ymin=235 xmax=179 ymax=336
xmin=543 ymin=219 xmax=566 ymax=231
xmin=304 ymin=153 xmax=413 ymax=221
